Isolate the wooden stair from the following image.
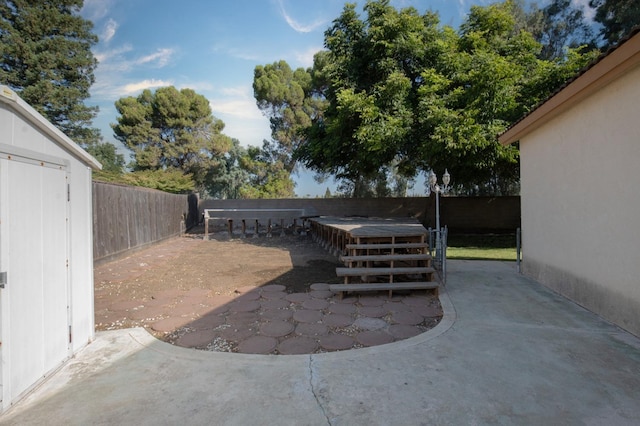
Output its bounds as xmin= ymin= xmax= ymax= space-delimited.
xmin=333 ymin=240 xmax=439 ymax=298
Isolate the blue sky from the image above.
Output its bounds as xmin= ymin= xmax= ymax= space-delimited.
xmin=80 ymin=0 xmax=590 ymax=197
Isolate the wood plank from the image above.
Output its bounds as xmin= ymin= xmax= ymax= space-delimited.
xmin=345 ymin=242 xmax=428 ymax=250
xmin=329 ymin=282 xmax=439 ymax=292
xmin=340 ymin=253 xmax=431 ymax=263
xmin=335 ymin=266 xmax=435 ymax=276
xmin=310 ymin=216 xmax=427 ymax=238
xmin=329 ymin=281 xmax=440 ymax=298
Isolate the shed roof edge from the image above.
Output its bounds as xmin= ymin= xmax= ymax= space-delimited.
xmin=0 ymin=85 xmax=102 ymax=170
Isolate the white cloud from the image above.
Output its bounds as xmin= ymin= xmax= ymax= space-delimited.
xmin=81 ymin=0 xmax=114 ymax=21
xmin=218 ymin=113 xmax=271 ymax=147
xmin=219 ymin=86 xmax=250 ymax=97
xmin=278 ymin=0 xmax=328 ymax=33
xmin=121 ymin=79 xmax=173 ymax=95
xmin=102 ymin=19 xmax=118 ymax=43
xmin=209 ymin=86 xmax=264 ymax=120
xmin=294 ymin=46 xmax=323 ymax=68
xmin=212 ymin=43 xmax=261 ymax=62
xmin=91 ymin=78 xmax=174 ymax=100
xmin=94 ymin=45 xmax=174 ymax=73
xmin=177 ymin=81 xmax=215 ymax=93
xmin=210 ymin=98 xmax=262 ymax=121
xmin=208 ymin=85 xmax=271 ymax=145
xmin=136 ymin=48 xmax=175 ymax=67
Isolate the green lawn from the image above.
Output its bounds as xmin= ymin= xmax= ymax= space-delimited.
xmin=446 ymin=246 xmax=517 ymax=261
xmin=445 ymin=233 xmax=519 ymax=262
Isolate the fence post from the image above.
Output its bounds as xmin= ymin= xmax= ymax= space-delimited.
xmin=516 ymin=227 xmax=521 ymax=273
xmin=441 ymin=226 xmax=448 ymax=285
xmin=428 ymin=227 xmax=434 ymax=258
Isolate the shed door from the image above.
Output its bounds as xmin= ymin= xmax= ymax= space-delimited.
xmin=0 ymin=155 xmax=70 ymax=404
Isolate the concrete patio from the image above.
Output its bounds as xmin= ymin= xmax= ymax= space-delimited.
xmin=2 ymin=260 xmax=639 ymax=425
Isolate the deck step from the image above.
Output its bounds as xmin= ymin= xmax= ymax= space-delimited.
xmin=340 ymin=253 xmax=431 ymax=263
xmin=329 ymin=282 xmax=439 ymax=297
xmin=335 ymin=266 xmax=435 ymax=277
xmin=345 ymin=242 xmax=428 ymax=250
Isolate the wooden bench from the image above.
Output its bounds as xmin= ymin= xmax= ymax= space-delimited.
xmin=329 ymin=282 xmax=439 ymax=298
xmin=204 ymin=208 xmax=305 ymax=238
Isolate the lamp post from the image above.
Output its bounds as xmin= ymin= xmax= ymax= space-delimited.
xmin=427 ymin=169 xmax=451 ymax=263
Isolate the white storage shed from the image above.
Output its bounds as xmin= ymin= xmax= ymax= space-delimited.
xmin=0 ymin=85 xmax=101 ymax=409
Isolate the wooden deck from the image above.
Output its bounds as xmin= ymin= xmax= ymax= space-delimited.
xmin=309 ymin=216 xmax=439 ymax=297
xmin=309 ymin=216 xmax=427 ymax=255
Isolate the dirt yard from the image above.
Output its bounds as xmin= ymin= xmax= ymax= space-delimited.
xmin=94 ymin=227 xmax=442 ymax=354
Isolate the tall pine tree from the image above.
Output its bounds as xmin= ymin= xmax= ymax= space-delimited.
xmin=0 ymin=0 xmax=100 ymax=145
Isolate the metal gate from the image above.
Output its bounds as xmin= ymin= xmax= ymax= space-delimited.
xmin=0 ymin=151 xmax=71 ymax=406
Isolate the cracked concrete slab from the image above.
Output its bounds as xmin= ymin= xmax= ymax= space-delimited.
xmin=2 ymin=260 xmax=640 ymax=425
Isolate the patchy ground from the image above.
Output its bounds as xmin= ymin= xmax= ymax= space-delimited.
xmin=94 ymin=227 xmax=442 ymax=354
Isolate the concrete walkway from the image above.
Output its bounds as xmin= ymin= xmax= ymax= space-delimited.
xmin=2 ymin=260 xmax=640 ymax=425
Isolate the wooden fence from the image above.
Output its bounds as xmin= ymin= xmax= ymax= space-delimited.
xmin=92 ymin=182 xmax=191 ymax=264
xmin=199 ymin=196 xmax=521 ymax=233
xmin=92 ymin=190 xmax=520 ymax=264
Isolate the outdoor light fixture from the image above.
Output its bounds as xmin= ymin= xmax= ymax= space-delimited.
xmin=427 ymin=169 xmax=451 ymax=263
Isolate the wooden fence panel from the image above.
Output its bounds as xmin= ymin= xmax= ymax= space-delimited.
xmin=93 ymin=182 xmax=189 ymax=264
xmin=199 ymin=196 xmax=520 ymax=232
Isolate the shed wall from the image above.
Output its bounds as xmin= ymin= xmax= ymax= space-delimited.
xmin=2 ymin=103 xmax=96 ymax=351
xmin=0 ymin=96 xmax=96 ymax=407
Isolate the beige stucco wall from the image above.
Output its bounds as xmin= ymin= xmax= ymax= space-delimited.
xmin=520 ymin=64 xmax=640 ymax=336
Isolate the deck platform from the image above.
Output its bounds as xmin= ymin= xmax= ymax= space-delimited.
xmin=309 ymin=216 xmax=428 ymax=255
xmin=309 ymin=216 xmax=439 ymax=297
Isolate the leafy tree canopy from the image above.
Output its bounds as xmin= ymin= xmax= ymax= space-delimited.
xmin=112 ymin=86 xmax=232 ymax=192
xmin=237 ymin=141 xmax=295 ymax=199
xmin=93 ymin=168 xmax=195 ymax=194
xmin=205 ymin=138 xmax=250 ymax=199
xmin=589 ymin=0 xmax=640 ymax=48
xmin=0 ymin=0 xmax=100 ymax=146
xmin=86 ymin=141 xmax=125 ymax=173
xmin=253 ymin=60 xmax=327 ymax=171
xmin=282 ymin=0 xmax=599 ymax=196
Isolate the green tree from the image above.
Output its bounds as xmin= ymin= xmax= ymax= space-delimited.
xmin=510 ymin=0 xmax=596 ymax=60
xmin=538 ymin=0 xmax=595 ymax=60
xmin=590 ymin=0 xmax=640 ymax=48
xmin=253 ymin=60 xmax=326 ymax=171
xmin=205 ymin=139 xmax=250 ymax=199
xmin=238 ymin=141 xmax=295 ymax=199
xmin=0 ymin=0 xmax=100 ymax=145
xmin=123 ymin=169 xmax=195 ymax=194
xmin=86 ymin=142 xmax=125 ymax=173
xmin=297 ymin=1 xmax=444 ymax=196
xmin=112 ymin=86 xmax=232 ymax=192
xmin=295 ymin=0 xmax=597 ymax=196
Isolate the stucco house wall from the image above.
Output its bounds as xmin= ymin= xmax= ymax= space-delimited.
xmin=499 ymin=30 xmax=640 ymax=336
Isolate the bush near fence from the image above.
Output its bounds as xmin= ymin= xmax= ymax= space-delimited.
xmin=92 ymin=181 xmax=193 ymax=264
